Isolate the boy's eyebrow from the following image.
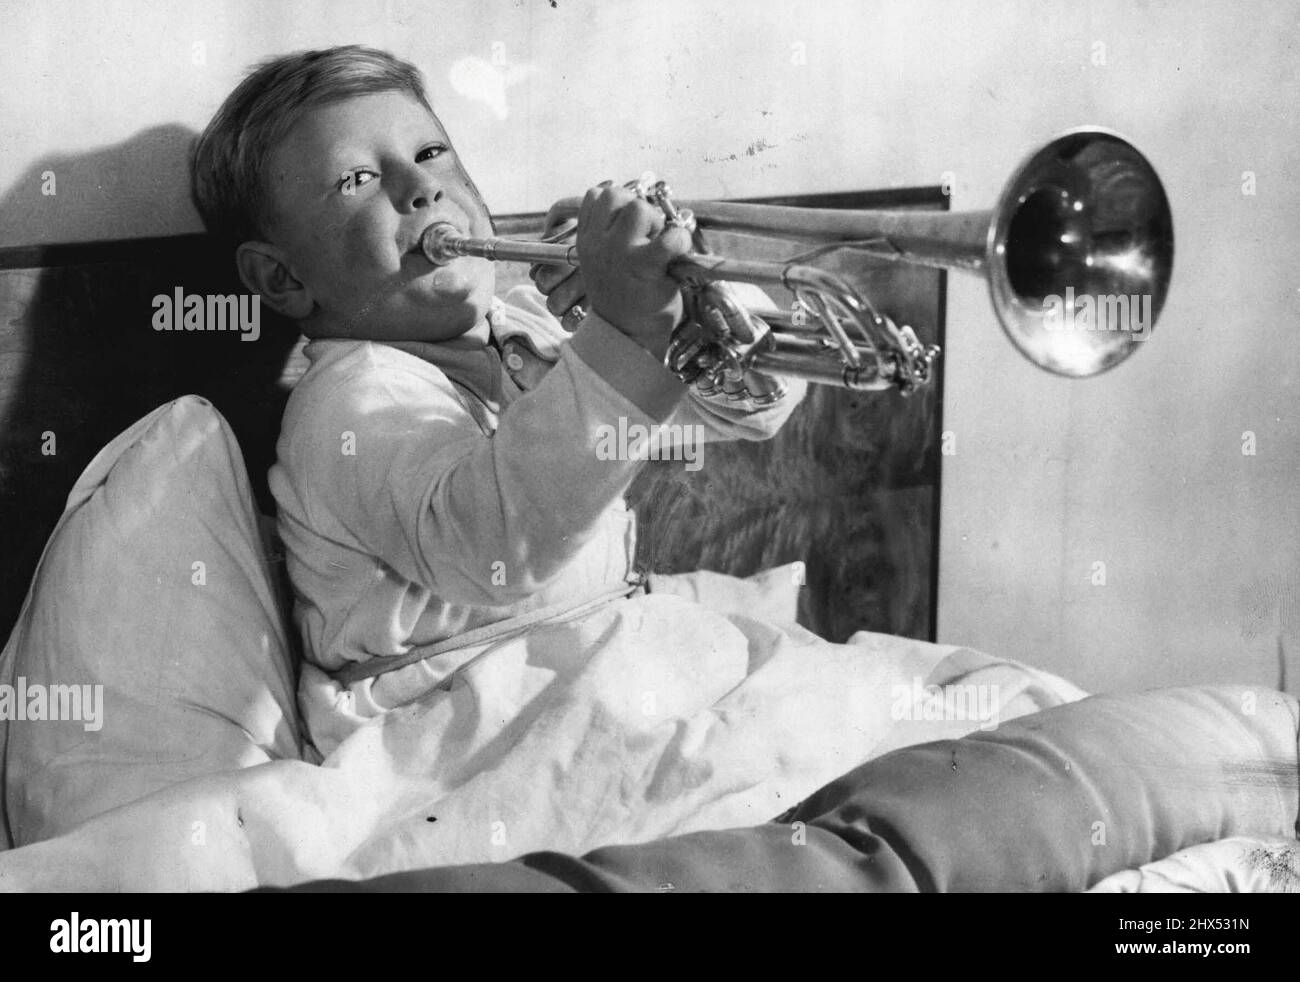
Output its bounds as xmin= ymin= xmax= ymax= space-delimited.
xmin=320 ymin=129 xmax=453 ymax=171
xmin=283 ymin=101 xmax=453 ymax=190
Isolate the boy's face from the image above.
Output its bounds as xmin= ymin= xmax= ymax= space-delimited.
xmin=262 ymin=90 xmax=495 ymax=341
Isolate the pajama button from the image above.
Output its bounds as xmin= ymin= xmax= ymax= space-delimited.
xmin=505 ymin=350 xmax=525 ymax=372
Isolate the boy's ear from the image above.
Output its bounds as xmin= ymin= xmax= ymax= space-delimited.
xmin=236 ymin=241 xmax=315 ymax=319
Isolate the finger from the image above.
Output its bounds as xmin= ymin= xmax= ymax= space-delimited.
xmin=577 ymin=181 xmax=612 ymax=232
xmin=628 ymin=224 xmax=693 ymax=280
xmin=610 ymin=196 xmax=664 ymax=247
xmin=593 ymin=185 xmax=640 ymax=232
xmin=623 ymin=171 xmax=657 ymax=197
xmin=560 ymin=304 xmax=587 ymax=332
xmin=540 ymin=217 xmax=579 ymax=243
xmin=530 ymin=262 xmax=575 ymax=294
xmin=543 ymin=203 xmax=579 ymax=236
xmin=637 ymin=224 xmax=694 ymax=263
xmin=544 ymin=275 xmax=587 ymax=318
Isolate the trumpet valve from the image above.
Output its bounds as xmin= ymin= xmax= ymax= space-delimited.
xmin=651 ymin=182 xmax=697 ymax=232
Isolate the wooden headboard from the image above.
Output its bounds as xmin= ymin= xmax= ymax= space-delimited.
xmin=0 ymin=188 xmax=946 ymax=645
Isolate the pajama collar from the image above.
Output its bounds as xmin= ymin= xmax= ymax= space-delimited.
xmin=302 ymin=295 xmax=565 ymax=419
xmin=380 ymin=298 xmax=564 ymax=416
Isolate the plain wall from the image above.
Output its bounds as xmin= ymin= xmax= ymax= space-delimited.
xmin=1 ymin=0 xmax=1296 ymax=693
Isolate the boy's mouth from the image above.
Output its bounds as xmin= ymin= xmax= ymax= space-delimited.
xmin=405 ymin=236 xmax=431 ymax=257
xmin=405 ymin=220 xmax=467 ymax=260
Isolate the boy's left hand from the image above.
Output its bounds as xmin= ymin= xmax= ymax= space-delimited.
xmin=575 ymin=181 xmax=693 ymax=361
xmin=531 ymin=175 xmax=689 ymax=336
xmin=529 ymin=208 xmax=587 ymax=331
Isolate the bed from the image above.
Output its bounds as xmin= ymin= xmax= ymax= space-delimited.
xmin=0 ymin=393 xmax=1295 ymax=893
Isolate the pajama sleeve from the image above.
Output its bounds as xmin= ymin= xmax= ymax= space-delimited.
xmin=277 ymin=316 xmax=690 ymax=607
xmin=575 ymin=309 xmax=808 ymax=444
xmin=669 ymin=374 xmax=808 ymax=443
xmin=500 ymin=283 xmax=807 ymax=444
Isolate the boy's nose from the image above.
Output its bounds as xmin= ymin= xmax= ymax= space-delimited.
xmin=404 ymin=167 xmax=445 ymax=212
xmin=411 ymin=187 xmax=444 ymax=210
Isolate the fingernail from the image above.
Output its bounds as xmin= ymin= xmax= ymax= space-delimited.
xmin=598 ymin=179 xmax=613 ymax=188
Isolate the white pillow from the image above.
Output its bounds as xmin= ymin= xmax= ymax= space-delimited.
xmin=0 ymin=396 xmax=302 ymax=847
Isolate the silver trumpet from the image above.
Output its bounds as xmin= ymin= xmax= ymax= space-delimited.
xmin=419 ymin=127 xmax=1174 ymax=399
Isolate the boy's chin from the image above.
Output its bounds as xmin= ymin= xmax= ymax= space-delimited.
xmin=417 ymin=262 xmax=482 ymax=298
xmin=408 ymin=288 xmax=494 ymax=341
xmin=410 ymin=254 xmax=494 ymax=299
xmin=406 ymin=252 xmax=491 ymax=288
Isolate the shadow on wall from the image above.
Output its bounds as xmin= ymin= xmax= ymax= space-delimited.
xmin=0 ymin=125 xmax=299 ymax=641
xmin=0 ymin=125 xmax=202 ymax=249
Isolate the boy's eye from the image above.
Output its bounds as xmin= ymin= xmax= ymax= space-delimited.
xmin=337 ymin=169 xmax=377 ymax=194
xmin=334 ymin=146 xmax=446 ymax=195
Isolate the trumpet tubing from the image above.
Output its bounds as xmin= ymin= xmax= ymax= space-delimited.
xmin=419 ymin=127 xmax=1173 ymax=394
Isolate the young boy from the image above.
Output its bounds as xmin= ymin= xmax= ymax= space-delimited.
xmin=191 ymin=44 xmax=816 ymax=756
xmin=185 ymin=41 xmax=1085 ymax=852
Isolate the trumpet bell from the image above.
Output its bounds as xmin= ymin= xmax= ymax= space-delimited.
xmin=989 ymin=128 xmax=1174 ymax=377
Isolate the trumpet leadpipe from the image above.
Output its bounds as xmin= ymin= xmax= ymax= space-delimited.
xmin=420 ymin=223 xmax=579 ymax=267
xmin=418 ymin=221 xmax=802 ymax=290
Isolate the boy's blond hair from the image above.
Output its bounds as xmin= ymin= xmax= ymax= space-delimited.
xmin=191 ymin=45 xmax=435 ymax=248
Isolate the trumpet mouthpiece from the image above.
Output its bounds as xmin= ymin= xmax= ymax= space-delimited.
xmin=418 ymin=222 xmax=464 ymax=266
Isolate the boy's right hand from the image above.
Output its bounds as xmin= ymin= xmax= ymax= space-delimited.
xmin=576 ymin=181 xmax=693 ymax=363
